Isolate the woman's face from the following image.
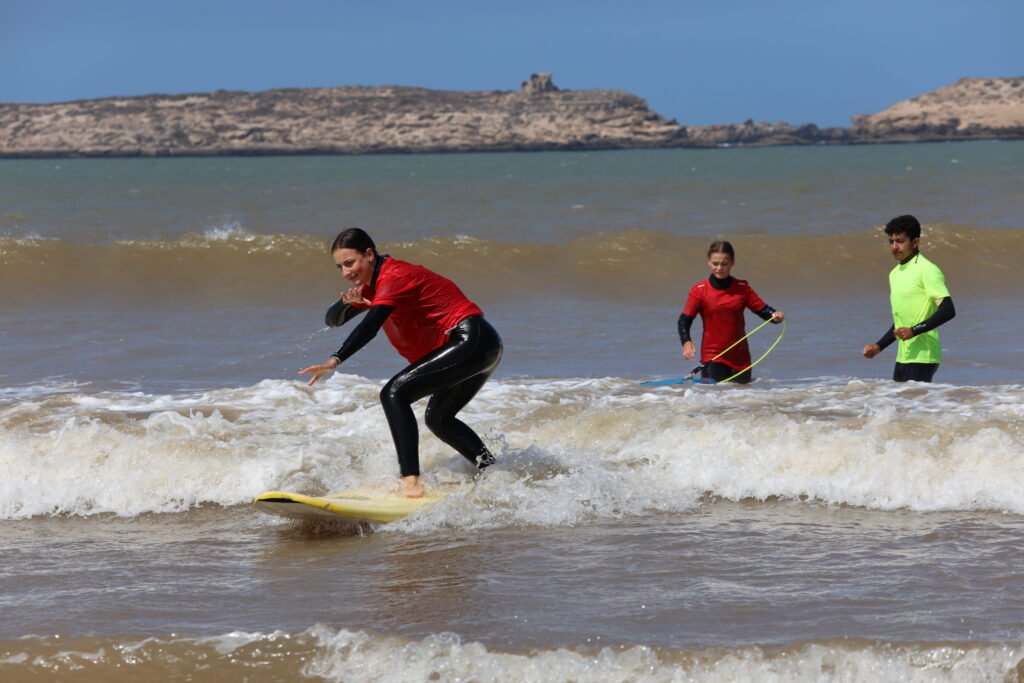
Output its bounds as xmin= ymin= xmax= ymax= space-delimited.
xmin=707 ymin=251 xmax=734 ymax=279
xmin=333 ymin=247 xmax=376 ymax=286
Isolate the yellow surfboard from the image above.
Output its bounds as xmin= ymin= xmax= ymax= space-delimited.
xmin=253 ymin=488 xmax=446 ymax=523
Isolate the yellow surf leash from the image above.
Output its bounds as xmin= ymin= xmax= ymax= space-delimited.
xmin=719 ymin=320 xmax=787 ymax=384
xmin=708 ymin=317 xmax=775 ymax=364
xmin=642 ymin=317 xmax=782 ymax=387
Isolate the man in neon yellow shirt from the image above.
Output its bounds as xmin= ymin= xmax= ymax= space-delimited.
xmin=862 ymin=214 xmax=956 ymax=382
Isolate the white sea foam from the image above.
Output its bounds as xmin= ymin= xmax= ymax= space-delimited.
xmin=300 ymin=627 xmax=1024 ymax=683
xmin=2 ymin=376 xmax=1023 ymax=521
xmin=3 ymin=627 xmax=1021 ymax=682
xmin=202 ymin=220 xmax=251 ymax=241
xmin=0 ymin=230 xmax=51 ymax=244
xmin=0 ymin=381 xmax=88 ymax=400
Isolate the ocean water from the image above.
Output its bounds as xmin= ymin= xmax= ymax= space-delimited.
xmin=2 ymin=142 xmax=1024 ymax=681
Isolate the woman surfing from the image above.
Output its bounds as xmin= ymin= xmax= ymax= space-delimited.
xmin=300 ymin=228 xmax=503 ymax=498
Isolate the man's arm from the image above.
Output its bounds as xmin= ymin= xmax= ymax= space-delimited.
xmin=894 ymin=297 xmax=956 ymax=341
xmin=876 ymin=325 xmax=897 ymax=350
xmin=910 ymin=297 xmax=956 ymax=336
xmin=863 ymin=325 xmax=896 ymax=359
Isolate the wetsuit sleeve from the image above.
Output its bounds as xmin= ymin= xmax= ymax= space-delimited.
xmin=325 ymin=299 xmax=366 ymax=327
xmin=677 ymin=313 xmax=694 ymax=345
xmin=330 ymin=305 xmax=394 ymax=366
xmin=876 ymin=325 xmax=896 ymax=351
xmin=755 ymin=305 xmax=778 ymax=322
xmin=910 ymin=297 xmax=955 ymax=336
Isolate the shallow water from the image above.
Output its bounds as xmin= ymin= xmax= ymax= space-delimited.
xmin=3 ymin=143 xmax=1024 ymax=681
xmin=5 ymin=501 xmax=1024 ymax=647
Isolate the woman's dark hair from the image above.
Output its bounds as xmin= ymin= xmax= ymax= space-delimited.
xmin=330 ymin=227 xmax=377 ymax=255
xmin=707 ymin=239 xmax=735 ymax=260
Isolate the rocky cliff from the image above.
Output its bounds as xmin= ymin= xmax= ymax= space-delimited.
xmin=681 ymin=77 xmax=1024 ymax=146
xmin=850 ymin=77 xmax=1024 ymax=142
xmin=0 ymin=74 xmax=686 ymax=157
xmin=1 ymin=74 xmax=1022 ymax=157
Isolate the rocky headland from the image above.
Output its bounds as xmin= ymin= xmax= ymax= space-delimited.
xmin=849 ymin=77 xmax=1024 ymax=142
xmin=1 ymin=74 xmax=1021 ymax=157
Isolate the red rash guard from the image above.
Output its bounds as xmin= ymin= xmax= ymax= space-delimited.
xmin=682 ymin=277 xmax=768 ymax=370
xmin=355 ymin=258 xmax=483 ymax=363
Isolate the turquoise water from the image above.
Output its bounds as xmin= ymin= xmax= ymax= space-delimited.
xmin=3 ymin=142 xmax=1024 ymax=246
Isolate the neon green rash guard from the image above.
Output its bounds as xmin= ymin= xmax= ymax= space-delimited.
xmin=889 ymin=252 xmax=951 ymax=364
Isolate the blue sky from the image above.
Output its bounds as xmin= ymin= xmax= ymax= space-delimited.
xmin=1 ymin=0 xmax=1021 ymax=126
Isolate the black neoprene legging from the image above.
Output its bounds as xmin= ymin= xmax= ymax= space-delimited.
xmin=701 ymin=361 xmax=752 ymax=384
xmin=380 ymin=316 xmax=503 ymax=477
xmin=893 ymin=362 xmax=939 ymax=383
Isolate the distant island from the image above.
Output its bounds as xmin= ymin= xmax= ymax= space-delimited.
xmin=1 ymin=73 xmax=1022 ymax=158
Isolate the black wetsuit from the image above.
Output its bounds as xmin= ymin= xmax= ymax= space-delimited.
xmin=325 ymin=257 xmax=502 ymax=476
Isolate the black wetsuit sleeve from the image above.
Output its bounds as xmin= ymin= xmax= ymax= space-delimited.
xmin=677 ymin=313 xmax=694 ymax=345
xmin=325 ymin=255 xmax=390 ymax=327
xmin=755 ymin=305 xmax=777 ymax=322
xmin=910 ymin=297 xmax=956 ymax=336
xmin=876 ymin=325 xmax=896 ymax=351
xmin=325 ymin=299 xmax=366 ymax=327
xmin=330 ymin=305 xmax=394 ymax=366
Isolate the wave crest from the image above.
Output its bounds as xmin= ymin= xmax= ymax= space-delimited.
xmin=2 ymin=224 xmax=1021 ymax=308
xmin=3 ymin=376 xmax=1023 ymax=520
xmin=2 ymin=626 xmax=1021 ymax=682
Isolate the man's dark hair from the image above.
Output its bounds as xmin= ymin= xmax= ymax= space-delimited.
xmin=330 ymin=227 xmax=377 ymax=255
xmin=884 ymin=215 xmax=921 ymax=240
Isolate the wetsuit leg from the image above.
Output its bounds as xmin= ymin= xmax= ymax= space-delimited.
xmin=425 ymin=371 xmax=496 ymax=468
xmin=702 ymin=361 xmax=752 ymax=384
xmin=380 ymin=317 xmax=503 ymax=477
xmin=893 ymin=362 xmax=939 ymax=383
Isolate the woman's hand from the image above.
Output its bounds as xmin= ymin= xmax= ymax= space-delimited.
xmin=771 ymin=310 xmax=785 ymax=323
xmin=682 ymin=341 xmax=696 ymax=361
xmin=894 ymin=326 xmax=914 ymax=341
xmin=299 ymin=357 xmax=340 ymax=386
xmin=341 ymin=285 xmax=370 ymax=306
xmin=862 ymin=344 xmax=881 ymax=359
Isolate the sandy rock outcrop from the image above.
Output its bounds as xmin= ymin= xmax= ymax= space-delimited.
xmin=0 ymin=74 xmax=687 ymax=157
xmin=851 ymin=77 xmax=1024 ymax=141
xmin=3 ymin=75 xmax=1022 ymax=157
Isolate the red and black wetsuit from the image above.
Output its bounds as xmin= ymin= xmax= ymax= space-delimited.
xmin=326 ymin=256 xmax=502 ymax=476
xmin=677 ymin=274 xmax=777 ymax=384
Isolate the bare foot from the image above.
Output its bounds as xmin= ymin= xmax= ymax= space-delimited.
xmin=401 ymin=475 xmax=425 ymax=498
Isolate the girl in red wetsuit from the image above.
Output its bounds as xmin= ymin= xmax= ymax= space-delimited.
xmin=300 ymin=228 xmax=502 ymax=498
xmin=678 ymin=240 xmax=785 ymax=384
